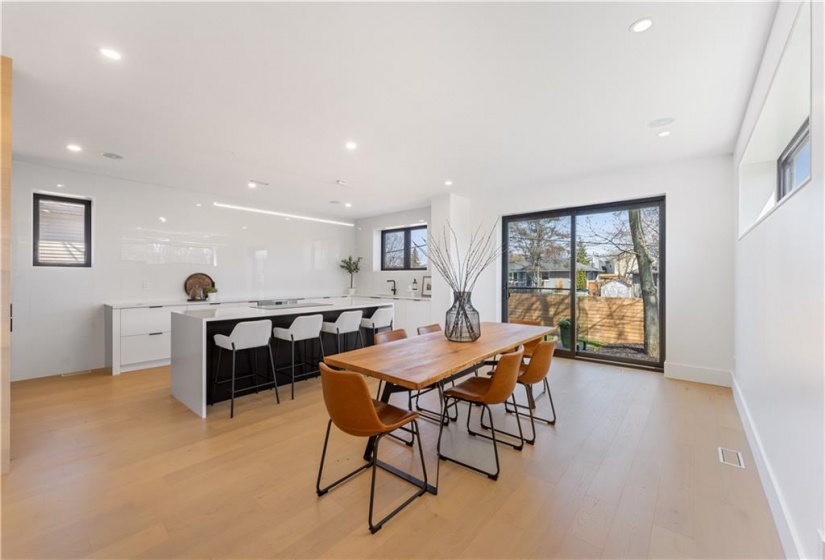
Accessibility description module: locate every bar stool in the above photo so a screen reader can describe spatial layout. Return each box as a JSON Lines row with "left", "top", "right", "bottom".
{"left": 272, "top": 314, "right": 324, "bottom": 400}
{"left": 316, "top": 363, "right": 427, "bottom": 534}
{"left": 321, "top": 310, "right": 364, "bottom": 354}
{"left": 360, "top": 307, "right": 394, "bottom": 345}
{"left": 212, "top": 319, "right": 279, "bottom": 418}
{"left": 437, "top": 347, "right": 524, "bottom": 480}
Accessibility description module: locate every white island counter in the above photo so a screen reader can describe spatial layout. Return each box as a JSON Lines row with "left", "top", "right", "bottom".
{"left": 171, "top": 297, "right": 395, "bottom": 417}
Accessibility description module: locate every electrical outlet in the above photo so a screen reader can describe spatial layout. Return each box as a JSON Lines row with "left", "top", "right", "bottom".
{"left": 142, "top": 282, "right": 151, "bottom": 291}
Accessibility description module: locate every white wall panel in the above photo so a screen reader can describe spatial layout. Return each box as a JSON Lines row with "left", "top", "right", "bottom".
{"left": 11, "top": 160, "right": 356, "bottom": 380}
{"left": 732, "top": 2, "right": 824, "bottom": 558}
{"left": 467, "top": 155, "right": 736, "bottom": 386}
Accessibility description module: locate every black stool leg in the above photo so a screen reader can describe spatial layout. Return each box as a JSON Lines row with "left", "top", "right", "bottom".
{"left": 290, "top": 338, "right": 296, "bottom": 400}
{"left": 230, "top": 348, "right": 237, "bottom": 419}
{"left": 268, "top": 344, "right": 280, "bottom": 404}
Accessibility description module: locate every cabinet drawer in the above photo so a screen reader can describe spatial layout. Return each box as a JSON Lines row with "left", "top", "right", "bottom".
{"left": 121, "top": 332, "right": 171, "bottom": 365}
{"left": 121, "top": 306, "right": 186, "bottom": 336}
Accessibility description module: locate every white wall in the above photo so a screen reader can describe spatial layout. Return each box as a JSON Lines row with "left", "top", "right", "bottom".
{"left": 467, "top": 155, "right": 736, "bottom": 387}
{"left": 353, "top": 207, "right": 430, "bottom": 296}
{"left": 732, "top": 2, "right": 824, "bottom": 558}
{"left": 11, "top": 160, "right": 356, "bottom": 380}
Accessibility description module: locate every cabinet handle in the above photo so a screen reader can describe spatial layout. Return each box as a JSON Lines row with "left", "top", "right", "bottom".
{"left": 149, "top": 332, "right": 163, "bottom": 336}
{"left": 209, "top": 303, "right": 220, "bottom": 306}
{"left": 149, "top": 305, "right": 163, "bottom": 309}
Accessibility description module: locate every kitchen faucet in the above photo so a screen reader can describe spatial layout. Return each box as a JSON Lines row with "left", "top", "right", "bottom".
{"left": 387, "top": 279, "right": 397, "bottom": 296}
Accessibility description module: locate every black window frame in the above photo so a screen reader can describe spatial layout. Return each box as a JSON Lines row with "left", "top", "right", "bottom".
{"left": 33, "top": 193, "right": 93, "bottom": 268}
{"left": 380, "top": 225, "right": 427, "bottom": 271}
{"left": 501, "top": 195, "right": 666, "bottom": 372}
{"left": 777, "top": 118, "right": 811, "bottom": 200}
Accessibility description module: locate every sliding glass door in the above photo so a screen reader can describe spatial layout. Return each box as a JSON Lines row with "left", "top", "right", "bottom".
{"left": 502, "top": 197, "right": 665, "bottom": 369}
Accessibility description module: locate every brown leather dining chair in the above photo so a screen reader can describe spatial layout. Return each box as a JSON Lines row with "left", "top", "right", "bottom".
{"left": 488, "top": 339, "right": 557, "bottom": 445}
{"left": 373, "top": 328, "right": 408, "bottom": 399}
{"left": 437, "top": 347, "right": 525, "bottom": 480}
{"left": 416, "top": 323, "right": 442, "bottom": 335}
{"left": 316, "top": 363, "right": 428, "bottom": 534}
{"left": 508, "top": 318, "right": 542, "bottom": 359}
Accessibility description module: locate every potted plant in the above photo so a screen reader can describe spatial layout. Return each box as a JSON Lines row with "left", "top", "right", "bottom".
{"left": 558, "top": 318, "right": 572, "bottom": 349}
{"left": 339, "top": 256, "right": 362, "bottom": 296}
{"left": 204, "top": 286, "right": 218, "bottom": 302}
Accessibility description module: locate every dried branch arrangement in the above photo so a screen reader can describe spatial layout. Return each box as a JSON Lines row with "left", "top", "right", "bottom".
{"left": 423, "top": 220, "right": 502, "bottom": 294}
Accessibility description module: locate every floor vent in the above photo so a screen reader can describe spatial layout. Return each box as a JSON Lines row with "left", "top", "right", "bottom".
{"left": 718, "top": 447, "right": 745, "bottom": 468}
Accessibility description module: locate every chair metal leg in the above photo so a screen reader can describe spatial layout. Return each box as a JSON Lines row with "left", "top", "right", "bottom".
{"left": 268, "top": 345, "right": 280, "bottom": 404}
{"left": 316, "top": 419, "right": 371, "bottom": 496}
{"left": 317, "top": 420, "right": 428, "bottom": 534}
{"left": 505, "top": 379, "right": 557, "bottom": 426}
{"left": 437, "top": 397, "right": 503, "bottom": 480}
{"left": 356, "top": 329, "right": 364, "bottom": 349}
{"left": 477, "top": 394, "right": 527, "bottom": 449}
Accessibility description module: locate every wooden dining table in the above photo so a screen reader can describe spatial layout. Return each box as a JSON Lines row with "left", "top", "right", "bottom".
{"left": 323, "top": 321, "right": 556, "bottom": 494}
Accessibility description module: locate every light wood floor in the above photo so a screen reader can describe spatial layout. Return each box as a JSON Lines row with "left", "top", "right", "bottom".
{"left": 2, "top": 359, "right": 783, "bottom": 559}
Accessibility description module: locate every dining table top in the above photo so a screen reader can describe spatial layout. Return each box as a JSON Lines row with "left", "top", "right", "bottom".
{"left": 323, "top": 321, "right": 556, "bottom": 390}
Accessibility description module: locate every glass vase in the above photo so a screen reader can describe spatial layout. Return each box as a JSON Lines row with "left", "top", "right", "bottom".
{"left": 445, "top": 291, "right": 481, "bottom": 342}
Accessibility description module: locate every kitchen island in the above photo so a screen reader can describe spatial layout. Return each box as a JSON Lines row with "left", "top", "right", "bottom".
{"left": 171, "top": 297, "right": 395, "bottom": 417}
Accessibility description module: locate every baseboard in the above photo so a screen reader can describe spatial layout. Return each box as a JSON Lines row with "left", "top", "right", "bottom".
{"left": 663, "top": 361, "right": 732, "bottom": 387}
{"left": 732, "top": 378, "right": 802, "bottom": 559}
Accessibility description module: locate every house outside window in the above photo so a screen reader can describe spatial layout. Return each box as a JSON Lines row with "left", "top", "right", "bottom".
{"left": 33, "top": 193, "right": 92, "bottom": 267}
{"left": 381, "top": 226, "right": 427, "bottom": 270}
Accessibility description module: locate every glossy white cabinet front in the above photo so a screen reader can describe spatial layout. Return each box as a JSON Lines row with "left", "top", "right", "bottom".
{"left": 121, "top": 306, "right": 186, "bottom": 336}
{"left": 121, "top": 332, "right": 171, "bottom": 365}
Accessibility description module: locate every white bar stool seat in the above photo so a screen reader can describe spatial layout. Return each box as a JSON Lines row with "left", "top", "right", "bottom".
{"left": 212, "top": 319, "right": 279, "bottom": 418}
{"left": 321, "top": 310, "right": 364, "bottom": 354}
{"left": 272, "top": 314, "right": 324, "bottom": 400}
{"left": 360, "top": 307, "right": 394, "bottom": 344}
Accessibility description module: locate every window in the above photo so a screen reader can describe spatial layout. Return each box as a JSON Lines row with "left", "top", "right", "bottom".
{"left": 778, "top": 119, "right": 811, "bottom": 200}
{"left": 502, "top": 196, "right": 665, "bottom": 370}
{"left": 33, "top": 194, "right": 92, "bottom": 267}
{"left": 381, "top": 226, "right": 427, "bottom": 270}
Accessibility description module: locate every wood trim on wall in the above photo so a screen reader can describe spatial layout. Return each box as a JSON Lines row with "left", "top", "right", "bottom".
{"left": 1, "top": 56, "right": 12, "bottom": 474}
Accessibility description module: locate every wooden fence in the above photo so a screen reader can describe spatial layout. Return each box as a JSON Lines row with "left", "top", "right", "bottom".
{"left": 508, "top": 292, "right": 644, "bottom": 345}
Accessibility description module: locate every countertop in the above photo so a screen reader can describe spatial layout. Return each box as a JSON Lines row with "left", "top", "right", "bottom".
{"left": 105, "top": 293, "right": 431, "bottom": 309}
{"left": 175, "top": 297, "right": 396, "bottom": 323}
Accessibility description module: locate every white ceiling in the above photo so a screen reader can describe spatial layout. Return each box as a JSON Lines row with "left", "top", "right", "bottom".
{"left": 2, "top": 2, "right": 776, "bottom": 220}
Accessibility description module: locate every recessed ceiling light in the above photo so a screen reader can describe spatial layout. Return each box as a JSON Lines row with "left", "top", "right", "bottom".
{"left": 241, "top": 226, "right": 248, "bottom": 230}
{"left": 99, "top": 48, "right": 123, "bottom": 61}
{"left": 648, "top": 117, "right": 675, "bottom": 128}
{"left": 213, "top": 202, "right": 354, "bottom": 227}
{"left": 66, "top": 144, "right": 83, "bottom": 152}
{"left": 629, "top": 18, "right": 653, "bottom": 33}
{"left": 56, "top": 184, "right": 64, "bottom": 188}
{"left": 329, "top": 200, "right": 340, "bottom": 205}
{"left": 344, "top": 203, "right": 352, "bottom": 208}
{"left": 336, "top": 179, "right": 348, "bottom": 186}
{"left": 247, "top": 179, "right": 268, "bottom": 189}
{"left": 345, "top": 141, "right": 358, "bottom": 151}
{"left": 445, "top": 180, "right": 453, "bottom": 186}
{"left": 657, "top": 130, "right": 671, "bottom": 138}
{"left": 158, "top": 217, "right": 166, "bottom": 223}
{"left": 195, "top": 203, "right": 202, "bottom": 207}
{"left": 101, "top": 152, "right": 124, "bottom": 160}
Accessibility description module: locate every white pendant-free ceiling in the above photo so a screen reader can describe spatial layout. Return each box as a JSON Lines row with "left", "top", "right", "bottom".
{"left": 3, "top": 2, "right": 776, "bottom": 218}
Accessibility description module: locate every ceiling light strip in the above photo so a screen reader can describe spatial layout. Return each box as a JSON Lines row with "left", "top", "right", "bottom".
{"left": 213, "top": 202, "right": 354, "bottom": 227}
